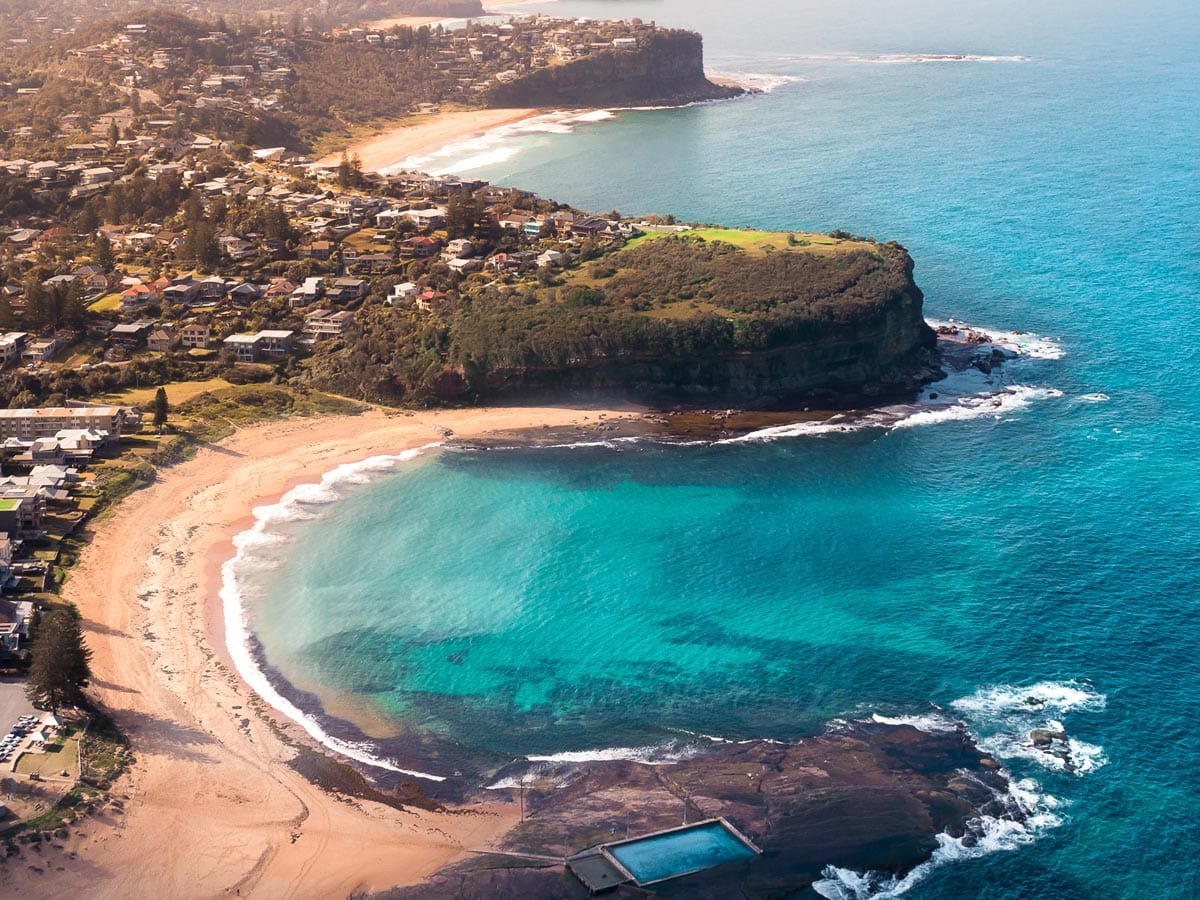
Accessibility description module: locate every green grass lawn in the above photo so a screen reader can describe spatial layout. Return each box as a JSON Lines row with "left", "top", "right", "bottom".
{"left": 622, "top": 227, "right": 876, "bottom": 256}
{"left": 87, "top": 293, "right": 122, "bottom": 313}
{"left": 100, "top": 377, "right": 234, "bottom": 407}
{"left": 14, "top": 729, "right": 82, "bottom": 780}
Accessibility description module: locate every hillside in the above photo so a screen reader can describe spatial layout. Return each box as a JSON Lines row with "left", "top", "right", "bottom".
{"left": 303, "top": 232, "right": 938, "bottom": 406}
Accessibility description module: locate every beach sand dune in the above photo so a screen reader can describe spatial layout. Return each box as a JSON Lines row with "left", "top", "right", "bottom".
{"left": 7, "top": 404, "right": 637, "bottom": 899}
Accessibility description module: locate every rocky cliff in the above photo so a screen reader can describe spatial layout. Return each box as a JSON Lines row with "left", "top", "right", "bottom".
{"left": 468, "top": 245, "right": 939, "bottom": 406}
{"left": 485, "top": 30, "right": 743, "bottom": 109}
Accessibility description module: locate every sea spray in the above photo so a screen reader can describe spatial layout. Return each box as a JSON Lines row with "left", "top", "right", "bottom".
{"left": 221, "top": 444, "right": 446, "bottom": 779}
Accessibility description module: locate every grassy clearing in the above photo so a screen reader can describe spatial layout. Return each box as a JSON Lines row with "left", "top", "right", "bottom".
{"left": 14, "top": 729, "right": 82, "bottom": 780}
{"left": 622, "top": 228, "right": 876, "bottom": 256}
{"left": 99, "top": 377, "right": 234, "bottom": 407}
{"left": 87, "top": 293, "right": 122, "bottom": 313}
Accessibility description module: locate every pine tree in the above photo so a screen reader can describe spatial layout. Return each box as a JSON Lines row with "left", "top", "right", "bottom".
{"left": 25, "top": 610, "right": 93, "bottom": 712}
{"left": 153, "top": 387, "right": 168, "bottom": 431}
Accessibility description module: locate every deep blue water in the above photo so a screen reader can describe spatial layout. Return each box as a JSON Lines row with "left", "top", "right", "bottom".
{"left": 240, "top": 1, "right": 1200, "bottom": 895}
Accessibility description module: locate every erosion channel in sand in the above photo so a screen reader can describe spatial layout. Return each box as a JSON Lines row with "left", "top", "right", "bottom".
{"left": 12, "top": 404, "right": 638, "bottom": 900}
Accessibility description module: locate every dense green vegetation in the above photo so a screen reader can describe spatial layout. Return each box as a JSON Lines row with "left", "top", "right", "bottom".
{"left": 25, "top": 609, "right": 93, "bottom": 712}
{"left": 303, "top": 235, "right": 927, "bottom": 404}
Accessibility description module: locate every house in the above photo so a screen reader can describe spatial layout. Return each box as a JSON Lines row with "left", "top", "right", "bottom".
{"left": 222, "top": 330, "right": 294, "bottom": 361}
{"left": 300, "top": 239, "right": 334, "bottom": 260}
{"left": 415, "top": 290, "right": 447, "bottom": 312}
{"left": 119, "top": 282, "right": 157, "bottom": 311}
{"left": 146, "top": 328, "right": 176, "bottom": 352}
{"left": 80, "top": 166, "right": 116, "bottom": 185}
{"left": 196, "top": 276, "right": 228, "bottom": 300}
{"left": 498, "top": 213, "right": 533, "bottom": 232}
{"left": 328, "top": 277, "right": 367, "bottom": 303}
{"left": 21, "top": 338, "right": 62, "bottom": 364}
{"left": 571, "top": 216, "right": 615, "bottom": 238}
{"left": 74, "top": 265, "right": 111, "bottom": 293}
{"left": 108, "top": 320, "right": 156, "bottom": 348}
{"left": 303, "top": 309, "right": 354, "bottom": 339}
{"left": 0, "top": 333, "right": 28, "bottom": 367}
{"left": 402, "top": 207, "right": 447, "bottom": 230}
{"left": 161, "top": 282, "right": 199, "bottom": 305}
{"left": 0, "top": 493, "right": 45, "bottom": 537}
{"left": 221, "top": 333, "right": 260, "bottom": 362}
{"left": 180, "top": 322, "right": 211, "bottom": 349}
{"left": 537, "top": 249, "right": 566, "bottom": 267}
{"left": 218, "top": 235, "right": 256, "bottom": 260}
{"left": 265, "top": 279, "right": 297, "bottom": 299}
{"left": 0, "top": 598, "right": 34, "bottom": 653}
{"left": 448, "top": 257, "right": 483, "bottom": 274}
{"left": 387, "top": 282, "right": 419, "bottom": 305}
{"left": 444, "top": 238, "right": 475, "bottom": 259}
{"left": 257, "top": 329, "right": 294, "bottom": 358}
{"left": 28, "top": 160, "right": 59, "bottom": 181}
{"left": 398, "top": 236, "right": 442, "bottom": 259}
{"left": 290, "top": 277, "right": 325, "bottom": 307}
{"left": 488, "top": 251, "right": 536, "bottom": 272}
{"left": 349, "top": 253, "right": 394, "bottom": 274}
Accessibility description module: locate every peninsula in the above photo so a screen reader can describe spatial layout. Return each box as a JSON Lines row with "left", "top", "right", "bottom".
{"left": 0, "top": 7, "right": 1025, "bottom": 900}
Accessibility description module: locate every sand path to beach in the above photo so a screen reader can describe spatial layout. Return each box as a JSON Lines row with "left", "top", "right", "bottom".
{"left": 6, "top": 404, "right": 638, "bottom": 899}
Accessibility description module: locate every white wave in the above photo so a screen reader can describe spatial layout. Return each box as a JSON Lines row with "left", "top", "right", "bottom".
{"left": 892, "top": 386, "right": 1064, "bottom": 428}
{"left": 812, "top": 775, "right": 1061, "bottom": 898}
{"left": 787, "top": 53, "right": 1029, "bottom": 65}
{"left": 928, "top": 318, "right": 1064, "bottom": 360}
{"left": 525, "top": 742, "right": 699, "bottom": 765}
{"left": 978, "top": 730, "right": 1108, "bottom": 776}
{"left": 1076, "top": 392, "right": 1110, "bottom": 403}
{"left": 951, "top": 680, "right": 1106, "bottom": 719}
{"left": 707, "top": 70, "right": 805, "bottom": 92}
{"left": 221, "top": 443, "right": 446, "bottom": 779}
{"left": 385, "top": 109, "right": 615, "bottom": 176}
{"left": 870, "top": 712, "right": 959, "bottom": 733}
{"left": 951, "top": 681, "right": 1107, "bottom": 777}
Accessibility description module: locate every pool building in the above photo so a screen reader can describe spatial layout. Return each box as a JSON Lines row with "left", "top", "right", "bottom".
{"left": 566, "top": 818, "right": 761, "bottom": 894}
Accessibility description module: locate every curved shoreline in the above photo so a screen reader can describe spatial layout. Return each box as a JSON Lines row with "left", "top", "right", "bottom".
{"left": 221, "top": 445, "right": 448, "bottom": 781}
{"left": 6, "top": 404, "right": 639, "bottom": 900}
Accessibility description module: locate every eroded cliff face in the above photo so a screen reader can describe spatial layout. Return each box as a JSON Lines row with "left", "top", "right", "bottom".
{"left": 470, "top": 262, "right": 938, "bottom": 406}
{"left": 485, "top": 31, "right": 743, "bottom": 108}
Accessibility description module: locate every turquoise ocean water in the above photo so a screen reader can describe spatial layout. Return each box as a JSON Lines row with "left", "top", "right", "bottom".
{"left": 232, "top": 1, "right": 1200, "bottom": 895}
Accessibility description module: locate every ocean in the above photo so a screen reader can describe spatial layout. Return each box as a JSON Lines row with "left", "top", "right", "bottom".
{"left": 226, "top": 1, "right": 1200, "bottom": 895}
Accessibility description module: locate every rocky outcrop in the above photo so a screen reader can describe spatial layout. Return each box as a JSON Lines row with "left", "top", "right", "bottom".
{"left": 485, "top": 30, "right": 742, "bottom": 109}
{"left": 474, "top": 252, "right": 938, "bottom": 407}
{"left": 378, "top": 721, "right": 1020, "bottom": 898}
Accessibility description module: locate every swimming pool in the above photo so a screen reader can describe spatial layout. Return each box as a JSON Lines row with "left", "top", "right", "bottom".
{"left": 605, "top": 819, "right": 759, "bottom": 885}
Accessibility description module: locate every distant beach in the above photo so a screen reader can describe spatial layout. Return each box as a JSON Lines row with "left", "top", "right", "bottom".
{"left": 6, "top": 404, "right": 640, "bottom": 899}
{"left": 317, "top": 107, "right": 542, "bottom": 173}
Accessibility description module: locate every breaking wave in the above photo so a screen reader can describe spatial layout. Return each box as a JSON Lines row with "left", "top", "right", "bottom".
{"left": 221, "top": 444, "right": 447, "bottom": 779}
{"left": 812, "top": 775, "right": 1062, "bottom": 898}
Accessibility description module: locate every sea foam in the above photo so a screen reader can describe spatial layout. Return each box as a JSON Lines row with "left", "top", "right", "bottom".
{"left": 386, "top": 109, "right": 616, "bottom": 176}
{"left": 221, "top": 444, "right": 447, "bottom": 779}
{"left": 812, "top": 775, "right": 1062, "bottom": 898}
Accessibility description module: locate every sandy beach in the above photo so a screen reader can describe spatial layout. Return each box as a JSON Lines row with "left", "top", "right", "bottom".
{"left": 7, "top": 404, "right": 639, "bottom": 899}
{"left": 366, "top": 15, "right": 456, "bottom": 30}
{"left": 317, "top": 107, "right": 542, "bottom": 174}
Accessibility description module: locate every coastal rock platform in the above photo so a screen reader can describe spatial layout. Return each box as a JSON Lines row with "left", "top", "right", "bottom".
{"left": 379, "top": 721, "right": 1015, "bottom": 898}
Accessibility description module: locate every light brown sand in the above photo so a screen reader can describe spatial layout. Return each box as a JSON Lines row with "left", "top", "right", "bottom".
{"left": 10, "top": 404, "right": 640, "bottom": 898}
{"left": 317, "top": 107, "right": 542, "bottom": 173}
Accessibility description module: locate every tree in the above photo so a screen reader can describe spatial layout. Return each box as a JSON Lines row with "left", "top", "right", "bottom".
{"left": 153, "top": 387, "right": 168, "bottom": 431}
{"left": 25, "top": 610, "right": 93, "bottom": 712}
{"left": 336, "top": 152, "right": 363, "bottom": 191}
{"left": 94, "top": 233, "right": 114, "bottom": 270}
